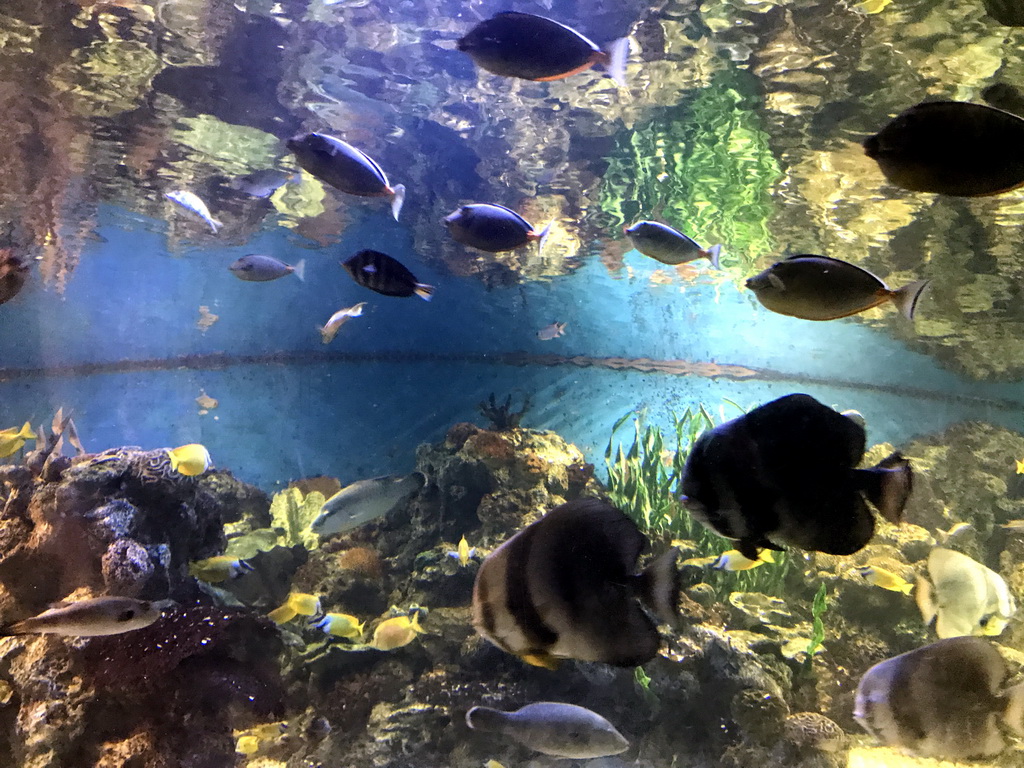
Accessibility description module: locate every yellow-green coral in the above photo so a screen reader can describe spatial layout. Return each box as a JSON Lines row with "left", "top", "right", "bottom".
{"left": 270, "top": 487, "right": 324, "bottom": 550}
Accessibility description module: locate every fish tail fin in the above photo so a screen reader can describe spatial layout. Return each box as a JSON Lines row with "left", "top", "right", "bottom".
{"left": 704, "top": 244, "right": 723, "bottom": 270}
{"left": 20, "top": 422, "right": 36, "bottom": 440}
{"left": 915, "top": 575, "right": 936, "bottom": 625}
{"left": 209, "top": 219, "right": 223, "bottom": 234}
{"left": 535, "top": 220, "right": 554, "bottom": 255}
{"left": 292, "top": 259, "right": 306, "bottom": 282}
{"left": 604, "top": 37, "right": 630, "bottom": 87}
{"left": 636, "top": 546, "right": 681, "bottom": 628}
{"left": 414, "top": 283, "right": 435, "bottom": 302}
{"left": 891, "top": 279, "right": 930, "bottom": 320}
{"left": 466, "top": 706, "right": 508, "bottom": 733}
{"left": 899, "top": 580, "right": 914, "bottom": 595}
{"left": 856, "top": 451, "right": 913, "bottom": 523}
{"left": 1003, "top": 682, "right": 1024, "bottom": 737}
{"left": 390, "top": 184, "right": 407, "bottom": 220}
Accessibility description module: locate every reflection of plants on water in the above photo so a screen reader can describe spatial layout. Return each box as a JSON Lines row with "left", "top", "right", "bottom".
{"left": 597, "top": 66, "right": 782, "bottom": 275}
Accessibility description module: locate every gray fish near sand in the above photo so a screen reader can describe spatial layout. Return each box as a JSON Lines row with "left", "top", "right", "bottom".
{"left": 854, "top": 636, "right": 1024, "bottom": 760}
{"left": 466, "top": 702, "right": 629, "bottom": 759}
{"left": 309, "top": 472, "right": 426, "bottom": 537}
{"left": 0, "top": 596, "right": 173, "bottom": 637}
{"left": 916, "top": 546, "right": 1016, "bottom": 639}
{"left": 471, "top": 497, "right": 680, "bottom": 668}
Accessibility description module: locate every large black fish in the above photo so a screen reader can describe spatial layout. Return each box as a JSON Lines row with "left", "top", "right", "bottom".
{"left": 854, "top": 637, "right": 1024, "bottom": 760}
{"left": 457, "top": 12, "right": 628, "bottom": 86}
{"left": 471, "top": 497, "right": 679, "bottom": 668}
{"left": 864, "top": 101, "right": 1024, "bottom": 197}
{"left": 342, "top": 250, "right": 434, "bottom": 301}
{"left": 680, "top": 394, "right": 912, "bottom": 559}
{"left": 286, "top": 133, "right": 406, "bottom": 219}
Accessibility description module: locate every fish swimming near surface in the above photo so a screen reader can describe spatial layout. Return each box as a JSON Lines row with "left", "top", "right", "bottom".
{"left": 229, "top": 168, "right": 295, "bottom": 198}
{"left": 471, "top": 497, "right": 680, "bottom": 668}
{"left": 189, "top": 556, "right": 253, "bottom": 583}
{"left": 286, "top": 133, "right": 406, "bottom": 220}
{"left": 854, "top": 636, "right": 1024, "bottom": 760}
{"left": 229, "top": 254, "right": 305, "bottom": 282}
{"left": 745, "top": 255, "right": 929, "bottom": 321}
{"left": 0, "top": 596, "right": 173, "bottom": 637}
{"left": 680, "top": 393, "right": 913, "bottom": 560}
{"left": 319, "top": 302, "right": 366, "bottom": 344}
{"left": 310, "top": 472, "right": 426, "bottom": 538}
{"left": 458, "top": 12, "right": 629, "bottom": 86}
{"left": 0, "top": 421, "right": 37, "bottom": 458}
{"left": 166, "top": 443, "right": 212, "bottom": 476}
{"left": 712, "top": 549, "right": 775, "bottom": 572}
{"left": 624, "top": 221, "right": 722, "bottom": 269}
{"left": 443, "top": 204, "right": 552, "bottom": 254}
{"left": 864, "top": 100, "right": 1024, "bottom": 196}
{"left": 854, "top": 565, "right": 914, "bottom": 594}
{"left": 342, "top": 250, "right": 434, "bottom": 301}
{"left": 466, "top": 702, "right": 629, "bottom": 759}
{"left": 916, "top": 547, "right": 1016, "bottom": 638}
{"left": 165, "top": 190, "right": 221, "bottom": 233}
{"left": 537, "top": 321, "right": 567, "bottom": 340}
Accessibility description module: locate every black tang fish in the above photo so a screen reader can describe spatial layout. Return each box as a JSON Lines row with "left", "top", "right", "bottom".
{"left": 457, "top": 12, "right": 628, "bottom": 86}
{"left": 854, "top": 637, "right": 1024, "bottom": 760}
{"left": 286, "top": 133, "right": 406, "bottom": 219}
{"left": 680, "top": 393, "right": 912, "bottom": 559}
{"left": 443, "top": 204, "right": 552, "bottom": 253}
{"left": 342, "top": 250, "right": 434, "bottom": 301}
{"left": 745, "top": 254, "right": 929, "bottom": 321}
{"left": 471, "top": 497, "right": 680, "bottom": 668}
{"left": 864, "top": 101, "right": 1024, "bottom": 197}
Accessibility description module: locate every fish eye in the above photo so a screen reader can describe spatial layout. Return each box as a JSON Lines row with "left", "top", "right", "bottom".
{"left": 118, "top": 610, "right": 136, "bottom": 622}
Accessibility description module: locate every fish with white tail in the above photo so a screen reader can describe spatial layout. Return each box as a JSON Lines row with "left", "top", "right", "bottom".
{"left": 165, "top": 190, "right": 221, "bottom": 233}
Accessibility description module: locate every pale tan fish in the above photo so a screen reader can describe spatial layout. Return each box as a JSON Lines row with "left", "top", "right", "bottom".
{"left": 0, "top": 596, "right": 174, "bottom": 637}
{"left": 320, "top": 302, "right": 367, "bottom": 344}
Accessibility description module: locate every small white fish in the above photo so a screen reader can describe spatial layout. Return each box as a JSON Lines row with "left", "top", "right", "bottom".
{"left": 319, "top": 302, "right": 367, "bottom": 344}
{"left": 166, "top": 190, "right": 222, "bottom": 233}
{"left": 537, "top": 321, "right": 567, "bottom": 340}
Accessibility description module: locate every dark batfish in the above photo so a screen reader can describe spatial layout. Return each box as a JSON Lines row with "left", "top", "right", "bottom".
{"left": 854, "top": 636, "right": 1024, "bottom": 760}
{"left": 864, "top": 100, "right": 1024, "bottom": 196}
{"left": 471, "top": 497, "right": 680, "bottom": 668}
{"left": 444, "top": 204, "right": 552, "bottom": 253}
{"left": 624, "top": 221, "right": 722, "bottom": 268}
{"left": 342, "top": 250, "right": 434, "bottom": 301}
{"left": 745, "top": 254, "right": 929, "bottom": 321}
{"left": 286, "top": 133, "right": 406, "bottom": 220}
{"left": 457, "top": 12, "right": 628, "bottom": 86}
{"left": 680, "top": 393, "right": 912, "bottom": 559}
{"left": 229, "top": 254, "right": 305, "bottom": 282}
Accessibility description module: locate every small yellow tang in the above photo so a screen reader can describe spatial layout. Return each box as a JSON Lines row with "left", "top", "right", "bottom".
{"left": 233, "top": 721, "right": 287, "bottom": 755}
{"left": 312, "top": 612, "right": 365, "bottom": 639}
{"left": 189, "top": 556, "right": 253, "bottom": 583}
{"left": 1002, "top": 519, "right": 1024, "bottom": 533}
{"left": 447, "top": 535, "right": 476, "bottom": 567}
{"left": 712, "top": 549, "right": 775, "bottom": 571}
{"left": 167, "top": 443, "right": 212, "bottom": 476}
{"left": 0, "top": 421, "right": 37, "bottom": 458}
{"left": 485, "top": 761, "right": 507, "bottom": 768}
{"left": 854, "top": 565, "right": 913, "bottom": 594}
{"left": 370, "top": 610, "right": 425, "bottom": 651}
{"left": 267, "top": 592, "right": 322, "bottom": 624}
{"left": 1016, "top": 459, "right": 1024, "bottom": 475}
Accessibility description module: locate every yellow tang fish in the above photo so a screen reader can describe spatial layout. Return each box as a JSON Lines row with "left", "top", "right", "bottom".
{"left": 188, "top": 556, "right": 253, "bottom": 583}
{"left": 712, "top": 549, "right": 775, "bottom": 571}
{"left": 312, "top": 612, "right": 365, "bottom": 639}
{"left": 447, "top": 535, "right": 476, "bottom": 567}
{"left": 1016, "top": 458, "right": 1024, "bottom": 475}
{"left": 167, "top": 443, "right": 212, "bottom": 476}
{"left": 267, "top": 592, "right": 322, "bottom": 624}
{"left": 370, "top": 609, "right": 426, "bottom": 651}
{"left": 0, "top": 421, "right": 37, "bottom": 458}
{"left": 854, "top": 565, "right": 914, "bottom": 594}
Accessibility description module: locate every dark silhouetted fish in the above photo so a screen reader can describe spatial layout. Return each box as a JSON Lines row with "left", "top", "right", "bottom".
{"left": 864, "top": 101, "right": 1024, "bottom": 196}
{"left": 982, "top": 0, "right": 1024, "bottom": 25}
{"left": 624, "top": 221, "right": 722, "bottom": 268}
{"left": 745, "top": 255, "right": 929, "bottom": 321}
{"left": 229, "top": 254, "right": 305, "bottom": 282}
{"left": 680, "top": 393, "right": 912, "bottom": 559}
{"left": 457, "top": 12, "right": 628, "bottom": 86}
{"left": 981, "top": 83, "right": 1024, "bottom": 118}
{"left": 0, "top": 251, "right": 28, "bottom": 305}
{"left": 466, "top": 702, "right": 629, "bottom": 758}
{"left": 342, "top": 250, "right": 434, "bottom": 301}
{"left": 286, "top": 133, "right": 406, "bottom": 219}
{"left": 471, "top": 497, "right": 680, "bottom": 668}
{"left": 854, "top": 636, "right": 1024, "bottom": 760}
{"left": 444, "top": 204, "right": 551, "bottom": 253}
{"left": 229, "top": 169, "right": 295, "bottom": 198}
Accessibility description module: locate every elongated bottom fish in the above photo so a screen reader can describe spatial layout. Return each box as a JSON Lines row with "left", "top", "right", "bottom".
{"left": 1, "top": 596, "right": 173, "bottom": 637}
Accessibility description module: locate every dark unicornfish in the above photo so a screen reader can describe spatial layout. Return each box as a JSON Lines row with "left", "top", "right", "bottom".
{"left": 471, "top": 497, "right": 680, "bottom": 668}
{"left": 745, "top": 254, "right": 929, "bottom": 321}
{"left": 458, "top": 12, "right": 629, "bottom": 86}
{"left": 286, "top": 133, "right": 406, "bottom": 219}
{"left": 342, "top": 250, "right": 434, "bottom": 300}
{"left": 854, "top": 636, "right": 1024, "bottom": 760}
{"left": 624, "top": 221, "right": 722, "bottom": 268}
{"left": 443, "top": 204, "right": 552, "bottom": 253}
{"left": 680, "top": 393, "right": 912, "bottom": 559}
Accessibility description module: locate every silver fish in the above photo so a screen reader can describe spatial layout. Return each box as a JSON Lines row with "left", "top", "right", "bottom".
{"left": 916, "top": 547, "right": 1016, "bottom": 638}
{"left": 0, "top": 596, "right": 174, "bottom": 637}
{"left": 319, "top": 302, "right": 366, "bottom": 344}
{"left": 309, "top": 472, "right": 426, "bottom": 537}
{"left": 466, "top": 702, "right": 629, "bottom": 759}
{"left": 229, "top": 254, "right": 305, "bottom": 282}
{"left": 165, "top": 190, "right": 221, "bottom": 233}
{"left": 537, "top": 321, "right": 566, "bottom": 340}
